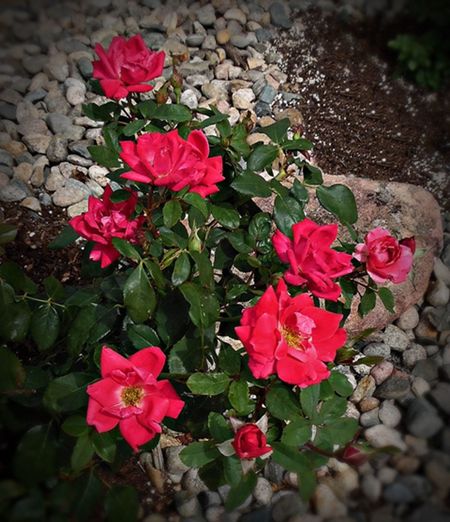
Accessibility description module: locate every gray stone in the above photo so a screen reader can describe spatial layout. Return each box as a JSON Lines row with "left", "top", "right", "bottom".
{"left": 403, "top": 344, "right": 427, "bottom": 369}
{"left": 67, "top": 200, "right": 89, "bottom": 218}
{"left": 427, "top": 279, "right": 450, "bottom": 307}
{"left": 429, "top": 382, "right": 450, "bottom": 415}
{"left": 412, "top": 359, "right": 439, "bottom": 383}
{"left": 0, "top": 149, "right": 14, "bottom": 167}
{"left": 271, "top": 491, "right": 307, "bottom": 522}
{"left": 45, "top": 166, "right": 65, "bottom": 192}
{"left": 0, "top": 102, "right": 17, "bottom": 121}
{"left": 181, "top": 468, "right": 208, "bottom": 495}
{"left": 259, "top": 84, "right": 277, "bottom": 105}
{"left": 44, "top": 53, "right": 69, "bottom": 82}
{"left": 52, "top": 179, "right": 90, "bottom": 206}
{"left": 240, "top": 508, "right": 271, "bottom": 522}
{"left": 65, "top": 78, "right": 86, "bottom": 106}
{"left": 0, "top": 179, "right": 29, "bottom": 202}
{"left": 78, "top": 57, "right": 93, "bottom": 79}
{"left": 382, "top": 324, "right": 410, "bottom": 352}
{"left": 174, "top": 491, "right": 201, "bottom": 518}
{"left": 180, "top": 89, "right": 198, "bottom": 109}
{"left": 165, "top": 445, "right": 190, "bottom": 475}
{"left": 256, "top": 28, "right": 274, "bottom": 43}
{"left": 20, "top": 197, "right": 41, "bottom": 212}
{"left": 25, "top": 89, "right": 48, "bottom": 103}
{"left": 46, "top": 114, "right": 84, "bottom": 141}
{"left": 365, "top": 424, "right": 406, "bottom": 451}
{"left": 379, "top": 400, "right": 402, "bottom": 428}
{"left": 232, "top": 88, "right": 255, "bottom": 109}
{"left": 350, "top": 375, "right": 376, "bottom": 403}
{"left": 68, "top": 140, "right": 92, "bottom": 159}
{"left": 179, "top": 61, "right": 211, "bottom": 77}
{"left": 45, "top": 90, "right": 70, "bottom": 115}
{"left": 254, "top": 101, "right": 271, "bottom": 117}
{"left": 411, "top": 375, "right": 431, "bottom": 396}
{"left": 409, "top": 504, "right": 450, "bottom": 522}
{"left": 363, "top": 342, "right": 391, "bottom": 358}
{"left": 186, "top": 34, "right": 205, "bottom": 47}
{"left": 197, "top": 4, "right": 216, "bottom": 26}
{"left": 253, "top": 477, "right": 273, "bottom": 506}
{"left": 383, "top": 483, "right": 415, "bottom": 504}
{"left": 406, "top": 398, "right": 444, "bottom": 438}
{"left": 17, "top": 118, "right": 49, "bottom": 137}
{"left": 360, "top": 408, "right": 380, "bottom": 427}
{"left": 361, "top": 474, "right": 382, "bottom": 503}
{"left": 47, "top": 136, "right": 68, "bottom": 163}
{"left": 434, "top": 258, "right": 450, "bottom": 286}
{"left": 270, "top": 2, "right": 293, "bottom": 29}
{"left": 22, "top": 54, "right": 47, "bottom": 75}
{"left": 264, "top": 459, "right": 284, "bottom": 484}
{"left": 313, "top": 484, "right": 347, "bottom": 519}
{"left": 230, "top": 33, "right": 258, "bottom": 49}
{"left": 375, "top": 371, "right": 410, "bottom": 400}
{"left": 205, "top": 505, "right": 226, "bottom": 522}
{"left": 396, "top": 306, "right": 420, "bottom": 330}
{"left": 224, "top": 8, "right": 247, "bottom": 25}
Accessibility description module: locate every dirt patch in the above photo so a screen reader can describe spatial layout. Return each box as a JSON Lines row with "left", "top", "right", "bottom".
{"left": 273, "top": 10, "right": 450, "bottom": 210}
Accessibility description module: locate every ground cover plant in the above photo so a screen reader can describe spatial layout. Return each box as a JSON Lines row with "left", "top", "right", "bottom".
{"left": 0, "top": 34, "right": 417, "bottom": 521}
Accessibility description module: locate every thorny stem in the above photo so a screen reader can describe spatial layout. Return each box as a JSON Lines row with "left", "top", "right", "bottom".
{"left": 21, "top": 295, "right": 66, "bottom": 309}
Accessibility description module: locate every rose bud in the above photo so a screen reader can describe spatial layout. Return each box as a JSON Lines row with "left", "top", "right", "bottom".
{"left": 232, "top": 424, "right": 272, "bottom": 460}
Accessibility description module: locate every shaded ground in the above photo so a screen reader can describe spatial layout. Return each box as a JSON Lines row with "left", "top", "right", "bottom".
{"left": 274, "top": 10, "right": 450, "bottom": 210}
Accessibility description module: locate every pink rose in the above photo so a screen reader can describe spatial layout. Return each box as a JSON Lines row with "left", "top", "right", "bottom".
{"left": 272, "top": 219, "right": 354, "bottom": 301}
{"left": 120, "top": 129, "right": 224, "bottom": 198}
{"left": 353, "top": 228, "right": 414, "bottom": 284}
{"left": 235, "top": 279, "right": 346, "bottom": 387}
{"left": 69, "top": 185, "right": 144, "bottom": 268}
{"left": 232, "top": 424, "right": 272, "bottom": 460}
{"left": 92, "top": 34, "right": 165, "bottom": 99}
{"left": 87, "top": 346, "right": 184, "bottom": 452}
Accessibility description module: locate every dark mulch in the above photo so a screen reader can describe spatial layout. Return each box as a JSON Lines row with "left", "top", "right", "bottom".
{"left": 274, "top": 10, "right": 450, "bottom": 210}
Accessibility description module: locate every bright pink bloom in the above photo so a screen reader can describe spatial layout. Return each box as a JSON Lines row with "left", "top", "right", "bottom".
{"left": 353, "top": 228, "right": 414, "bottom": 284}
{"left": 232, "top": 424, "right": 272, "bottom": 460}
{"left": 92, "top": 34, "right": 164, "bottom": 99}
{"left": 272, "top": 219, "right": 354, "bottom": 301}
{"left": 87, "top": 346, "right": 184, "bottom": 452}
{"left": 119, "top": 129, "right": 224, "bottom": 197}
{"left": 69, "top": 185, "right": 144, "bottom": 268}
{"left": 235, "top": 279, "right": 346, "bottom": 387}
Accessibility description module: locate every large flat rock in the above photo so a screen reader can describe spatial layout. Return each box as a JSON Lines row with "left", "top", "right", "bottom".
{"left": 256, "top": 174, "right": 443, "bottom": 336}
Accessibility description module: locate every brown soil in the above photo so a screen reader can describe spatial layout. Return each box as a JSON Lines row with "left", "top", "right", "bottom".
{"left": 274, "top": 10, "right": 450, "bottom": 210}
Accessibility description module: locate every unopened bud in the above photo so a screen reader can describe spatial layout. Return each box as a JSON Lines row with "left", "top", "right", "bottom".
{"left": 341, "top": 446, "right": 368, "bottom": 467}
{"left": 155, "top": 86, "right": 169, "bottom": 105}
{"left": 170, "top": 71, "right": 183, "bottom": 90}
{"left": 188, "top": 230, "right": 202, "bottom": 253}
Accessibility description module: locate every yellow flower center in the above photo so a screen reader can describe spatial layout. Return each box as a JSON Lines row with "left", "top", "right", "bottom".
{"left": 281, "top": 327, "right": 305, "bottom": 350}
{"left": 121, "top": 386, "right": 144, "bottom": 407}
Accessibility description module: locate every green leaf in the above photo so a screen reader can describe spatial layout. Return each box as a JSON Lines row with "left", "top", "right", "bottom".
{"left": 180, "top": 282, "right": 219, "bottom": 328}
{"left": 218, "top": 344, "right": 241, "bottom": 375}
{"left": 223, "top": 455, "right": 242, "bottom": 487}
{"left": 273, "top": 195, "right": 305, "bottom": 235}
{"left": 67, "top": 303, "right": 97, "bottom": 354}
{"left": 127, "top": 324, "right": 160, "bottom": 350}
{"left": 300, "top": 384, "right": 321, "bottom": 420}
{"left": 283, "top": 138, "right": 314, "bottom": 151}
{"left": 71, "top": 433, "right": 95, "bottom": 472}
{"left": 266, "top": 385, "right": 300, "bottom": 421}
{"left": 231, "top": 171, "right": 271, "bottom": 197}
{"left": 122, "top": 119, "right": 147, "bottom": 136}
{"left": 49, "top": 225, "right": 79, "bottom": 250}
{"left": 281, "top": 418, "right": 311, "bottom": 447}
{"left": 0, "top": 223, "right": 17, "bottom": 245}
{"left": 0, "top": 261, "right": 37, "bottom": 294}
{"left": 224, "top": 470, "right": 257, "bottom": 512}
{"left": 271, "top": 442, "right": 309, "bottom": 473}
{"left": 124, "top": 265, "right": 156, "bottom": 323}
{"left": 153, "top": 103, "right": 192, "bottom": 122}
{"left": 82, "top": 101, "right": 118, "bottom": 122}
{"left": 172, "top": 253, "right": 191, "bottom": 286}
{"left": 105, "top": 486, "right": 139, "bottom": 522}
{"left": 329, "top": 372, "right": 353, "bottom": 397}
{"left": 111, "top": 237, "right": 141, "bottom": 261}
{"left": 210, "top": 204, "right": 240, "bottom": 229}
{"left": 180, "top": 442, "right": 220, "bottom": 468}
{"left": 230, "top": 123, "right": 251, "bottom": 156}
{"left": 318, "top": 396, "right": 348, "bottom": 422}
{"left": 0, "top": 347, "right": 25, "bottom": 392}
{"left": 321, "top": 417, "right": 359, "bottom": 446}
{"left": 168, "top": 337, "right": 201, "bottom": 374}
{"left": 247, "top": 144, "right": 279, "bottom": 171}
{"left": 190, "top": 250, "right": 214, "bottom": 288}
{"left": 358, "top": 288, "right": 376, "bottom": 317}
{"left": 183, "top": 192, "right": 209, "bottom": 218}
{"left": 62, "top": 415, "right": 90, "bottom": 437}
{"left": 187, "top": 372, "right": 230, "bottom": 396}
{"left": 302, "top": 162, "right": 323, "bottom": 185}
{"left": 30, "top": 305, "right": 60, "bottom": 352}
{"left": 163, "top": 199, "right": 183, "bottom": 228}
{"left": 378, "top": 287, "right": 395, "bottom": 313}
{"left": 43, "top": 372, "right": 92, "bottom": 412}
{"left": 0, "top": 301, "right": 31, "bottom": 343}
{"left": 13, "top": 425, "right": 57, "bottom": 486}
{"left": 92, "top": 431, "right": 116, "bottom": 463}
{"left": 260, "top": 118, "right": 290, "bottom": 143}
{"left": 88, "top": 145, "right": 120, "bottom": 168}
{"left": 228, "top": 380, "right": 252, "bottom": 414}
{"left": 316, "top": 184, "right": 358, "bottom": 225}
{"left": 291, "top": 180, "right": 309, "bottom": 203}
{"left": 73, "top": 471, "right": 102, "bottom": 522}
{"left": 208, "top": 412, "right": 233, "bottom": 442}
{"left": 43, "top": 276, "right": 64, "bottom": 301}
{"left": 297, "top": 464, "right": 317, "bottom": 501}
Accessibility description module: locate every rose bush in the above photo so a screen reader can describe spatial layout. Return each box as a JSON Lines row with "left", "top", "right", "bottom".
{"left": 0, "top": 33, "right": 416, "bottom": 521}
